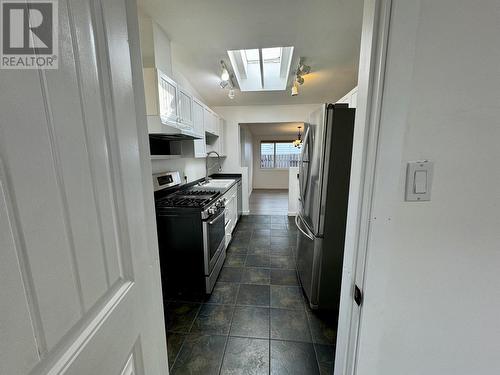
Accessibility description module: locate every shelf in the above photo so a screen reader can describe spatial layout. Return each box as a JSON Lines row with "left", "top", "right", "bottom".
{"left": 150, "top": 155, "right": 182, "bottom": 160}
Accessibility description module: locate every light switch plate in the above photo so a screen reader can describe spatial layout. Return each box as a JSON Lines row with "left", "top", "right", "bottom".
{"left": 405, "top": 160, "right": 433, "bottom": 201}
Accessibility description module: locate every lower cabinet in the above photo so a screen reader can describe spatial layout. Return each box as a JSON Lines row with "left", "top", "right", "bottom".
{"left": 223, "top": 184, "right": 239, "bottom": 249}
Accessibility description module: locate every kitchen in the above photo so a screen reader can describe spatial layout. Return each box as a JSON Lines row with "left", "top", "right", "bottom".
{"left": 137, "top": 0, "right": 362, "bottom": 373}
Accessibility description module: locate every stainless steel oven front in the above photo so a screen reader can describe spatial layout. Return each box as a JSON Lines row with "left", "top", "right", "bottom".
{"left": 202, "top": 205, "right": 226, "bottom": 292}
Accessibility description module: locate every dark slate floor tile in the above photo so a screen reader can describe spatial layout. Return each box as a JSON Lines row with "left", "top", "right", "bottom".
{"left": 306, "top": 309, "right": 337, "bottom": 345}
{"left": 270, "top": 223, "right": 287, "bottom": 230}
{"left": 207, "top": 282, "right": 239, "bottom": 305}
{"left": 246, "top": 254, "right": 270, "bottom": 268}
{"left": 314, "top": 344, "right": 335, "bottom": 375}
{"left": 233, "top": 230, "right": 252, "bottom": 240}
{"left": 171, "top": 334, "right": 226, "bottom": 375}
{"left": 231, "top": 237, "right": 250, "bottom": 249}
{"left": 167, "top": 332, "right": 186, "bottom": 369}
{"left": 253, "top": 222, "right": 271, "bottom": 229}
{"left": 227, "top": 245, "right": 248, "bottom": 255}
{"left": 221, "top": 337, "right": 270, "bottom": 375}
{"left": 225, "top": 253, "right": 247, "bottom": 267}
{"left": 271, "top": 308, "right": 311, "bottom": 342}
{"left": 236, "top": 222, "right": 255, "bottom": 231}
{"left": 250, "top": 215, "right": 271, "bottom": 223}
{"left": 252, "top": 236, "right": 271, "bottom": 247}
{"left": 248, "top": 246, "right": 270, "bottom": 255}
{"left": 191, "top": 304, "right": 234, "bottom": 335}
{"left": 236, "top": 284, "right": 270, "bottom": 307}
{"left": 241, "top": 267, "right": 270, "bottom": 285}
{"left": 271, "top": 229, "right": 290, "bottom": 237}
{"left": 253, "top": 228, "right": 271, "bottom": 237}
{"left": 271, "top": 215, "right": 287, "bottom": 224}
{"left": 166, "top": 302, "right": 201, "bottom": 333}
{"left": 270, "top": 244, "right": 294, "bottom": 255}
{"left": 271, "top": 269, "right": 299, "bottom": 286}
{"left": 271, "top": 236, "right": 292, "bottom": 247}
{"left": 270, "top": 340, "right": 320, "bottom": 375}
{"left": 270, "top": 286, "right": 305, "bottom": 310}
{"left": 270, "top": 255, "right": 295, "bottom": 269}
{"left": 219, "top": 267, "right": 243, "bottom": 283}
{"left": 230, "top": 306, "right": 270, "bottom": 339}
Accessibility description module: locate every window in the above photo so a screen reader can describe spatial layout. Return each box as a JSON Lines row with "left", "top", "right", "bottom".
{"left": 260, "top": 141, "right": 301, "bottom": 169}
{"left": 227, "top": 46, "right": 294, "bottom": 92}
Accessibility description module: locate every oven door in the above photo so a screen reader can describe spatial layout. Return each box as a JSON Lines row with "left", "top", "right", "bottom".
{"left": 202, "top": 208, "right": 225, "bottom": 275}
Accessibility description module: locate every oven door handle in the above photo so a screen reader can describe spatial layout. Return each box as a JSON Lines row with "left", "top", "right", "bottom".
{"left": 208, "top": 209, "right": 224, "bottom": 225}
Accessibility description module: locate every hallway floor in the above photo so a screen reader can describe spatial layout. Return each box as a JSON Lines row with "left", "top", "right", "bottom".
{"left": 165, "top": 215, "right": 336, "bottom": 375}
{"left": 249, "top": 189, "right": 289, "bottom": 215}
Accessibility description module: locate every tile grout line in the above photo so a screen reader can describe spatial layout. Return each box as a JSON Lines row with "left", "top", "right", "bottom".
{"left": 217, "top": 283, "right": 240, "bottom": 375}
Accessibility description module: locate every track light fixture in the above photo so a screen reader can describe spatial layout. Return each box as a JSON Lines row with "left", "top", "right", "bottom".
{"left": 291, "top": 58, "right": 311, "bottom": 96}
{"left": 219, "top": 60, "right": 236, "bottom": 99}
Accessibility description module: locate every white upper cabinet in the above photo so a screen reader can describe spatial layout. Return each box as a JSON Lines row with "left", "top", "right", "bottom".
{"left": 192, "top": 98, "right": 206, "bottom": 157}
{"left": 204, "top": 108, "right": 219, "bottom": 136}
{"left": 217, "top": 117, "right": 225, "bottom": 156}
{"left": 178, "top": 87, "right": 193, "bottom": 129}
{"left": 157, "top": 70, "right": 179, "bottom": 125}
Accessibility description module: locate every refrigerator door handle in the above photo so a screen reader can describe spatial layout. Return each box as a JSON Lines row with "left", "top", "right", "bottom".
{"left": 295, "top": 215, "right": 314, "bottom": 241}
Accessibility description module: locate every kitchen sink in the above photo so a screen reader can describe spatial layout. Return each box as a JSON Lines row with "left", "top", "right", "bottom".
{"left": 198, "top": 179, "right": 235, "bottom": 189}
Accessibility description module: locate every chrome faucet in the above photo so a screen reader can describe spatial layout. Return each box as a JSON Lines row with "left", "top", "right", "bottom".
{"left": 204, "top": 151, "right": 222, "bottom": 184}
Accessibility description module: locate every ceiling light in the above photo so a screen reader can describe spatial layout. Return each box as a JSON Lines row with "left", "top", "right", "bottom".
{"left": 296, "top": 75, "right": 304, "bottom": 85}
{"left": 298, "top": 63, "right": 311, "bottom": 75}
{"left": 228, "top": 89, "right": 235, "bottom": 99}
{"left": 221, "top": 67, "right": 230, "bottom": 81}
{"left": 219, "top": 80, "right": 229, "bottom": 89}
{"left": 291, "top": 80, "right": 299, "bottom": 96}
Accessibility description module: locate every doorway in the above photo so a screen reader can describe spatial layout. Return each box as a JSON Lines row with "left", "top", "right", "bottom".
{"left": 240, "top": 122, "right": 303, "bottom": 216}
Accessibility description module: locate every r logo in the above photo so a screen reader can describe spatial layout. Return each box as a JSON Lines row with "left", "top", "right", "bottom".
{"left": 2, "top": 1, "right": 53, "bottom": 54}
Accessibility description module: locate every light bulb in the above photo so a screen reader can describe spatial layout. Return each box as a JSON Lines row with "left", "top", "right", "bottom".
{"left": 221, "top": 68, "right": 230, "bottom": 81}
{"left": 291, "top": 81, "right": 299, "bottom": 96}
{"left": 228, "top": 89, "right": 235, "bottom": 99}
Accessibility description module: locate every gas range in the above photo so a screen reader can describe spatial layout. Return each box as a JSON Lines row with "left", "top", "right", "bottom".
{"left": 156, "top": 189, "right": 225, "bottom": 219}
{"left": 153, "top": 170, "right": 227, "bottom": 296}
{"left": 156, "top": 190, "right": 221, "bottom": 208}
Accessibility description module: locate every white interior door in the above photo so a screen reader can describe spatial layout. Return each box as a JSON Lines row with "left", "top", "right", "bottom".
{"left": 0, "top": 0, "right": 168, "bottom": 374}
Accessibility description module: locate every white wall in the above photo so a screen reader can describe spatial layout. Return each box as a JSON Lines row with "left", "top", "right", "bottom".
{"left": 214, "top": 104, "right": 320, "bottom": 211}
{"left": 252, "top": 135, "right": 293, "bottom": 190}
{"left": 356, "top": 1, "right": 500, "bottom": 374}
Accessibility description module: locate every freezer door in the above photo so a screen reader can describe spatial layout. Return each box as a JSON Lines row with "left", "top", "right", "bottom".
{"left": 295, "top": 214, "right": 321, "bottom": 308}
{"left": 298, "top": 104, "right": 327, "bottom": 236}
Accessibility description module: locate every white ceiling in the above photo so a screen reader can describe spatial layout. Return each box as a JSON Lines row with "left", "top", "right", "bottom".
{"left": 243, "top": 122, "right": 304, "bottom": 137}
{"left": 138, "top": 0, "right": 364, "bottom": 107}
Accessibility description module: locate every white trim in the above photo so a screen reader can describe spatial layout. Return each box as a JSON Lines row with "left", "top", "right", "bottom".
{"left": 334, "top": 0, "right": 392, "bottom": 374}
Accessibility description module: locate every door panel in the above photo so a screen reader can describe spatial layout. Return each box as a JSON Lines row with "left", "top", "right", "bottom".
{"left": 0, "top": 0, "right": 167, "bottom": 374}
{"left": 299, "top": 104, "right": 327, "bottom": 235}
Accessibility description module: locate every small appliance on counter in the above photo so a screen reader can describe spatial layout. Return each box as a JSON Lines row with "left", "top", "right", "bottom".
{"left": 153, "top": 171, "right": 226, "bottom": 299}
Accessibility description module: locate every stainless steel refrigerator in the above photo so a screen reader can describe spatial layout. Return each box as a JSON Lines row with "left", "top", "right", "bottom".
{"left": 295, "top": 103, "right": 355, "bottom": 310}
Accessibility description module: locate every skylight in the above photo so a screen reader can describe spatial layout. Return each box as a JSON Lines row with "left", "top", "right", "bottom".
{"left": 228, "top": 47, "right": 294, "bottom": 92}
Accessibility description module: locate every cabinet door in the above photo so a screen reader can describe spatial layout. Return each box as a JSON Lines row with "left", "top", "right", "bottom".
{"left": 178, "top": 88, "right": 193, "bottom": 129}
{"left": 203, "top": 107, "right": 212, "bottom": 133}
{"left": 192, "top": 99, "right": 206, "bottom": 157}
{"left": 212, "top": 113, "right": 220, "bottom": 136}
{"left": 157, "top": 71, "right": 179, "bottom": 125}
{"left": 217, "top": 117, "right": 225, "bottom": 155}
{"left": 192, "top": 99, "right": 204, "bottom": 135}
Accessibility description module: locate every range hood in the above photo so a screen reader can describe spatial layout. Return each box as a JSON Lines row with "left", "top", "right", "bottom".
{"left": 147, "top": 115, "right": 203, "bottom": 140}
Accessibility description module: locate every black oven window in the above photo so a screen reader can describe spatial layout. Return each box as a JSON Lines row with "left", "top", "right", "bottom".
{"left": 158, "top": 175, "right": 173, "bottom": 186}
